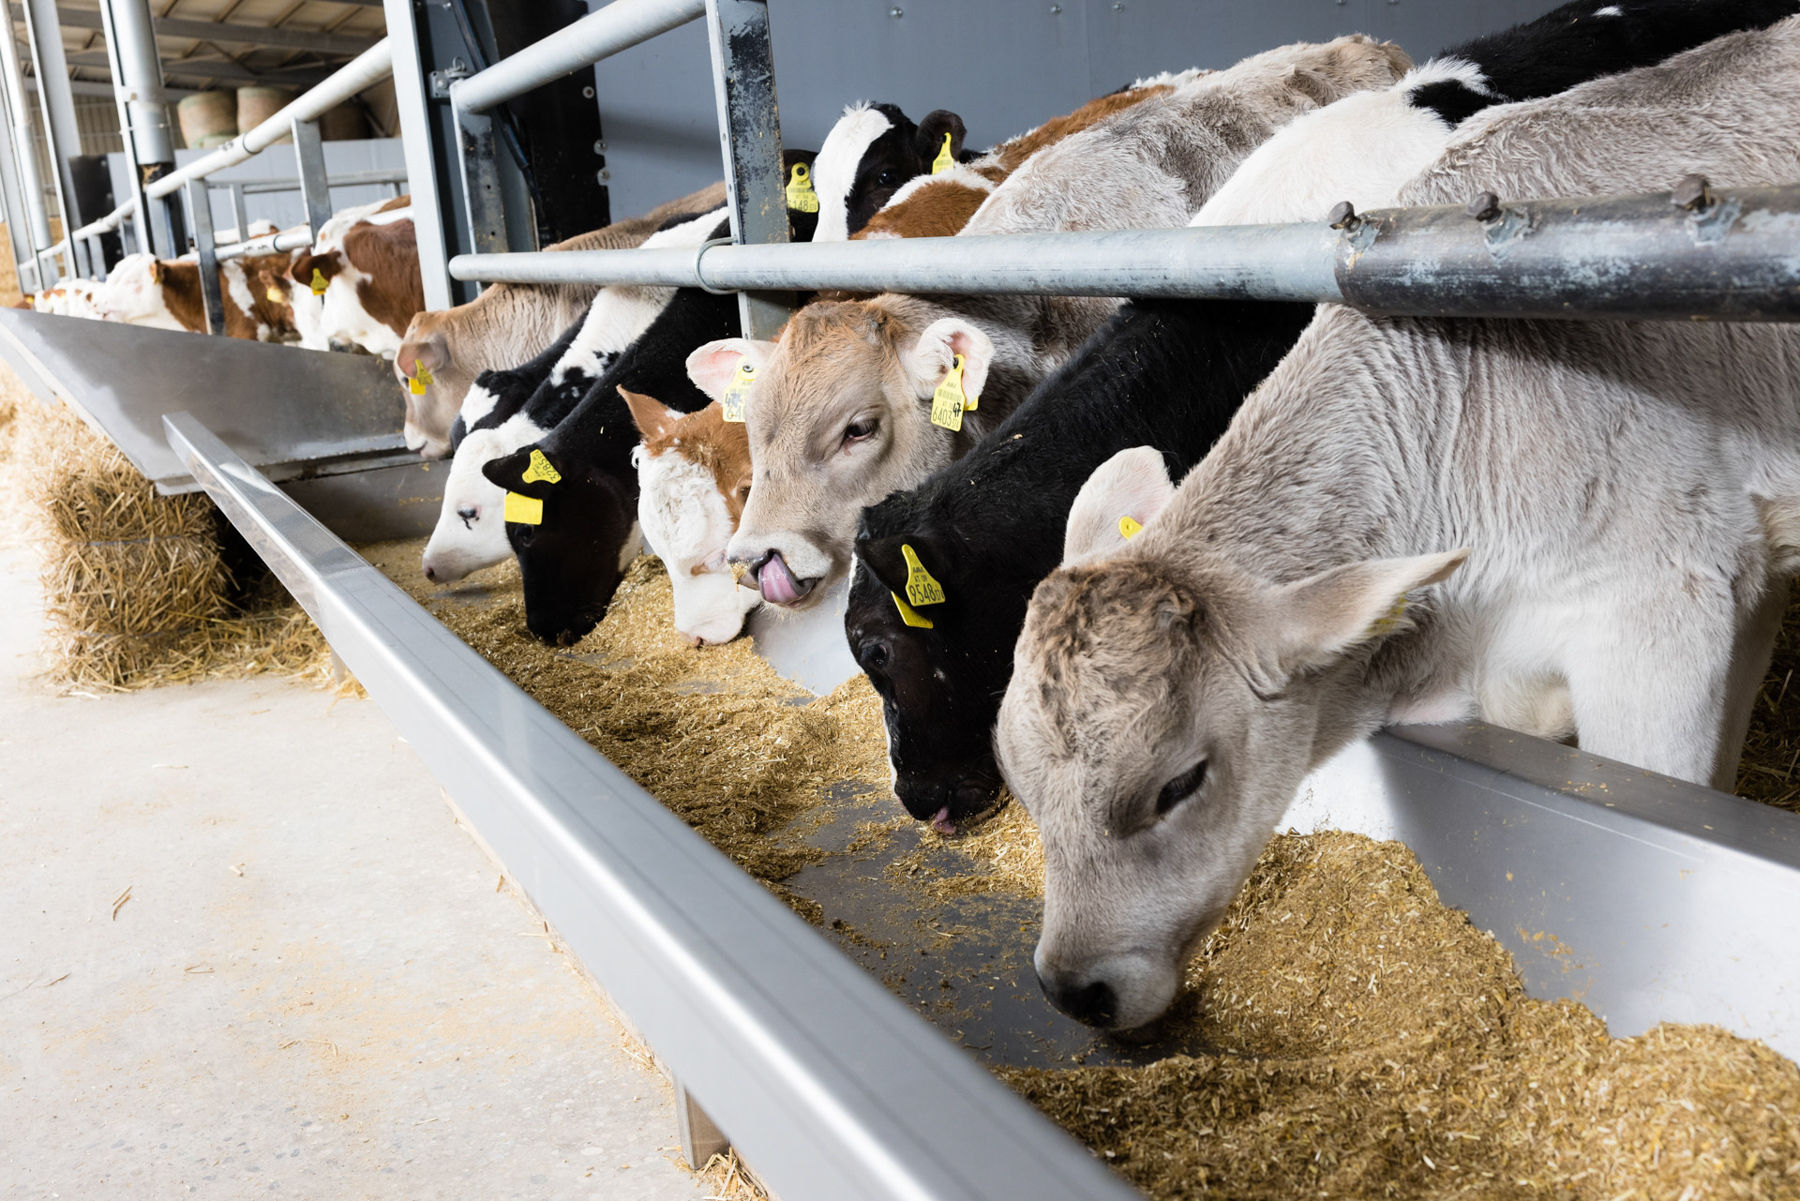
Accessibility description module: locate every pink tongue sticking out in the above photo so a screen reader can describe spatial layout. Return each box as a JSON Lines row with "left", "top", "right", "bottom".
{"left": 930, "top": 806, "right": 956, "bottom": 835}
{"left": 757, "top": 552, "right": 804, "bottom": 605}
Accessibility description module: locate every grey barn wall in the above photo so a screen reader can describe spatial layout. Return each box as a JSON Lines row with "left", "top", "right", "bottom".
{"left": 588, "top": 0, "right": 1569, "bottom": 220}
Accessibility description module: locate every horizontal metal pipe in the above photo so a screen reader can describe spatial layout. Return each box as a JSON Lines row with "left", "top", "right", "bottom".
{"left": 450, "top": 0, "right": 705, "bottom": 115}
{"left": 213, "top": 227, "right": 313, "bottom": 261}
{"left": 50, "top": 40, "right": 394, "bottom": 250}
{"left": 449, "top": 182, "right": 1800, "bottom": 322}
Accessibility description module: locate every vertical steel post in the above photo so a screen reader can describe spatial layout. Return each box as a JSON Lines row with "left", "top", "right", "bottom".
{"left": 382, "top": 0, "right": 456, "bottom": 310}
{"left": 290, "top": 116, "right": 332, "bottom": 238}
{"left": 703, "top": 0, "right": 792, "bottom": 340}
{"left": 22, "top": 0, "right": 79, "bottom": 279}
{"left": 0, "top": 81, "right": 34, "bottom": 293}
{"left": 184, "top": 178, "right": 224, "bottom": 335}
{"left": 0, "top": 0, "right": 54, "bottom": 279}
{"left": 101, "top": 0, "right": 180, "bottom": 257}
{"left": 452, "top": 105, "right": 507, "bottom": 256}
{"left": 228, "top": 181, "right": 248, "bottom": 242}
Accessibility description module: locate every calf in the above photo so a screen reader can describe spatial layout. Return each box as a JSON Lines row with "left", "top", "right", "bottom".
{"left": 99, "top": 253, "right": 296, "bottom": 340}
{"left": 1194, "top": 0, "right": 1800, "bottom": 226}
{"left": 856, "top": 72, "right": 1205, "bottom": 241}
{"left": 812, "top": 103, "right": 972, "bottom": 242}
{"left": 480, "top": 284, "right": 743, "bottom": 643}
{"left": 995, "top": 16, "right": 1800, "bottom": 1033}
{"left": 418, "top": 204, "right": 736, "bottom": 583}
{"left": 623, "top": 392, "right": 759, "bottom": 645}
{"left": 419, "top": 318, "right": 586, "bottom": 583}
{"left": 847, "top": 299, "right": 1315, "bottom": 831}
{"left": 696, "top": 36, "right": 1409, "bottom": 611}
{"left": 291, "top": 216, "right": 424, "bottom": 357}
{"left": 395, "top": 181, "right": 728, "bottom": 458}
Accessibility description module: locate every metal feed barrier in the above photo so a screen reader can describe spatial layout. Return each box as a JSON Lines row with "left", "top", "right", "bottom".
{"left": 0, "top": 2, "right": 1798, "bottom": 1199}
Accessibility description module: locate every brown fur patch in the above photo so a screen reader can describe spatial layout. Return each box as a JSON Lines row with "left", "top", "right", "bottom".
{"left": 150, "top": 260, "right": 272, "bottom": 340}
{"left": 855, "top": 83, "right": 1177, "bottom": 241}
{"left": 341, "top": 218, "right": 425, "bottom": 337}
{"left": 642, "top": 402, "right": 754, "bottom": 523}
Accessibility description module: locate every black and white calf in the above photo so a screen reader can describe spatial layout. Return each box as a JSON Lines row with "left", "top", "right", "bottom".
{"left": 1195, "top": 0, "right": 1800, "bottom": 226}
{"left": 812, "top": 102, "right": 972, "bottom": 241}
{"left": 419, "top": 205, "right": 726, "bottom": 584}
{"left": 846, "top": 298, "right": 1317, "bottom": 831}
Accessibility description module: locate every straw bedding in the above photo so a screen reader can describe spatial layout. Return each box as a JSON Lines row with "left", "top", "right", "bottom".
{"left": 0, "top": 368, "right": 335, "bottom": 690}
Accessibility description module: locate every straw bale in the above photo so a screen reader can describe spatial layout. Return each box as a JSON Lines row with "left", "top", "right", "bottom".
{"left": 0, "top": 368, "right": 336, "bottom": 691}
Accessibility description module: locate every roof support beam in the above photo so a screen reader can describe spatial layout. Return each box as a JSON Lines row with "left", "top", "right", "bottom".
{"left": 50, "top": 7, "right": 379, "bottom": 56}
{"left": 62, "top": 47, "right": 332, "bottom": 87}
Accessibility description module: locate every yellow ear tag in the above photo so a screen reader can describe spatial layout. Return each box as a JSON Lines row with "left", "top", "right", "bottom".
{"left": 930, "top": 354, "right": 976, "bottom": 431}
{"left": 520, "top": 448, "right": 562, "bottom": 485}
{"left": 408, "top": 365, "right": 433, "bottom": 396}
{"left": 785, "top": 162, "right": 819, "bottom": 214}
{"left": 721, "top": 361, "right": 755, "bottom": 423}
{"left": 900, "top": 542, "right": 946, "bottom": 607}
{"left": 1368, "top": 594, "right": 1408, "bottom": 637}
{"left": 892, "top": 592, "right": 935, "bottom": 629}
{"left": 265, "top": 285, "right": 285, "bottom": 304}
{"left": 1119, "top": 515, "right": 1143, "bottom": 540}
{"left": 309, "top": 267, "right": 327, "bottom": 295}
{"left": 503, "top": 491, "right": 543, "bottom": 525}
{"left": 931, "top": 130, "right": 955, "bottom": 175}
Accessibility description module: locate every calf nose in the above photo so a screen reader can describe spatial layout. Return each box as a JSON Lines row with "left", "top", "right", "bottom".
{"left": 423, "top": 563, "right": 438, "bottom": 582}
{"left": 1037, "top": 969, "right": 1118, "bottom": 1028}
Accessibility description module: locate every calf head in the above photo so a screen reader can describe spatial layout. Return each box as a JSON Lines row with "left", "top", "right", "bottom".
{"left": 397, "top": 312, "right": 460, "bottom": 459}
{"left": 995, "top": 449, "right": 1465, "bottom": 1031}
{"left": 692, "top": 300, "right": 995, "bottom": 610}
{"left": 814, "top": 102, "right": 968, "bottom": 241}
{"left": 623, "top": 388, "right": 760, "bottom": 646}
{"left": 481, "top": 436, "right": 641, "bottom": 647}
{"left": 100, "top": 254, "right": 189, "bottom": 329}
{"left": 847, "top": 520, "right": 1011, "bottom": 831}
{"left": 290, "top": 248, "right": 356, "bottom": 352}
{"left": 420, "top": 381, "right": 529, "bottom": 585}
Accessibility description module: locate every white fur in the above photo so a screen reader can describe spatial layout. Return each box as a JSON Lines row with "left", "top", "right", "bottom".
{"left": 1595, "top": 5, "right": 1624, "bottom": 15}
{"left": 1190, "top": 58, "right": 1487, "bottom": 227}
{"left": 419, "top": 413, "right": 544, "bottom": 582}
{"left": 813, "top": 103, "right": 895, "bottom": 242}
{"left": 1129, "top": 66, "right": 1209, "bottom": 89}
{"left": 635, "top": 447, "right": 759, "bottom": 644}
{"left": 550, "top": 207, "right": 726, "bottom": 385}
{"left": 287, "top": 276, "right": 327, "bottom": 350}
{"left": 457, "top": 378, "right": 502, "bottom": 431}
{"left": 318, "top": 255, "right": 401, "bottom": 356}
{"left": 98, "top": 254, "right": 185, "bottom": 329}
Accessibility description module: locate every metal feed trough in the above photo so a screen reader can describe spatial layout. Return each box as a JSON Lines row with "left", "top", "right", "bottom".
{"left": 1, "top": 2, "right": 1798, "bottom": 1199}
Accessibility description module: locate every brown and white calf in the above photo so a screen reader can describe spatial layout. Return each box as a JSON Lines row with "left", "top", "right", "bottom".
{"left": 622, "top": 390, "right": 759, "bottom": 645}
{"left": 100, "top": 251, "right": 298, "bottom": 341}
{"left": 996, "top": 16, "right": 1800, "bottom": 1034}
{"left": 691, "top": 36, "right": 1409, "bottom": 610}
{"left": 393, "top": 181, "right": 729, "bottom": 459}
{"left": 290, "top": 200, "right": 423, "bottom": 359}
{"left": 855, "top": 70, "right": 1206, "bottom": 241}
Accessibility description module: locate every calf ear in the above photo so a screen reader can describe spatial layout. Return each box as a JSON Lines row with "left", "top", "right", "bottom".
{"left": 1256, "top": 549, "right": 1469, "bottom": 685}
{"left": 1062, "top": 447, "right": 1175, "bottom": 566}
{"left": 480, "top": 446, "right": 562, "bottom": 500}
{"left": 398, "top": 331, "right": 447, "bottom": 380}
{"left": 148, "top": 259, "right": 164, "bottom": 284}
{"left": 901, "top": 318, "right": 994, "bottom": 402}
{"left": 686, "top": 338, "right": 776, "bottom": 403}
{"left": 915, "top": 110, "right": 967, "bottom": 166}
{"left": 288, "top": 254, "right": 314, "bottom": 286}
{"left": 854, "top": 532, "right": 958, "bottom": 609}
{"left": 620, "top": 385, "right": 682, "bottom": 443}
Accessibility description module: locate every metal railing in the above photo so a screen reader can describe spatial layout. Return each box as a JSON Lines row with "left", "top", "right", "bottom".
{"left": 448, "top": 181, "right": 1800, "bottom": 322}
{"left": 34, "top": 38, "right": 398, "bottom": 331}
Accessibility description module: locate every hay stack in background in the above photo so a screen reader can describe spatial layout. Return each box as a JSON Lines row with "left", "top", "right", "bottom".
{"left": 0, "top": 365, "right": 338, "bottom": 691}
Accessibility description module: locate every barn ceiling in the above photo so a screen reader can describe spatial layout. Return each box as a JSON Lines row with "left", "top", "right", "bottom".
{"left": 13, "top": 0, "right": 387, "bottom": 93}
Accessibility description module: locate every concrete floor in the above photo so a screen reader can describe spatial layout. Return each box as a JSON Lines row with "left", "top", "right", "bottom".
{"left": 0, "top": 543, "right": 707, "bottom": 1201}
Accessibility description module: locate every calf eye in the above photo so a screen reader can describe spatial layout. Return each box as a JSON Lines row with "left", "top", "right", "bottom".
{"left": 735, "top": 483, "right": 751, "bottom": 503}
{"left": 843, "top": 418, "right": 877, "bottom": 447}
{"left": 1155, "top": 760, "right": 1207, "bottom": 818}
{"left": 877, "top": 169, "right": 901, "bottom": 186}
